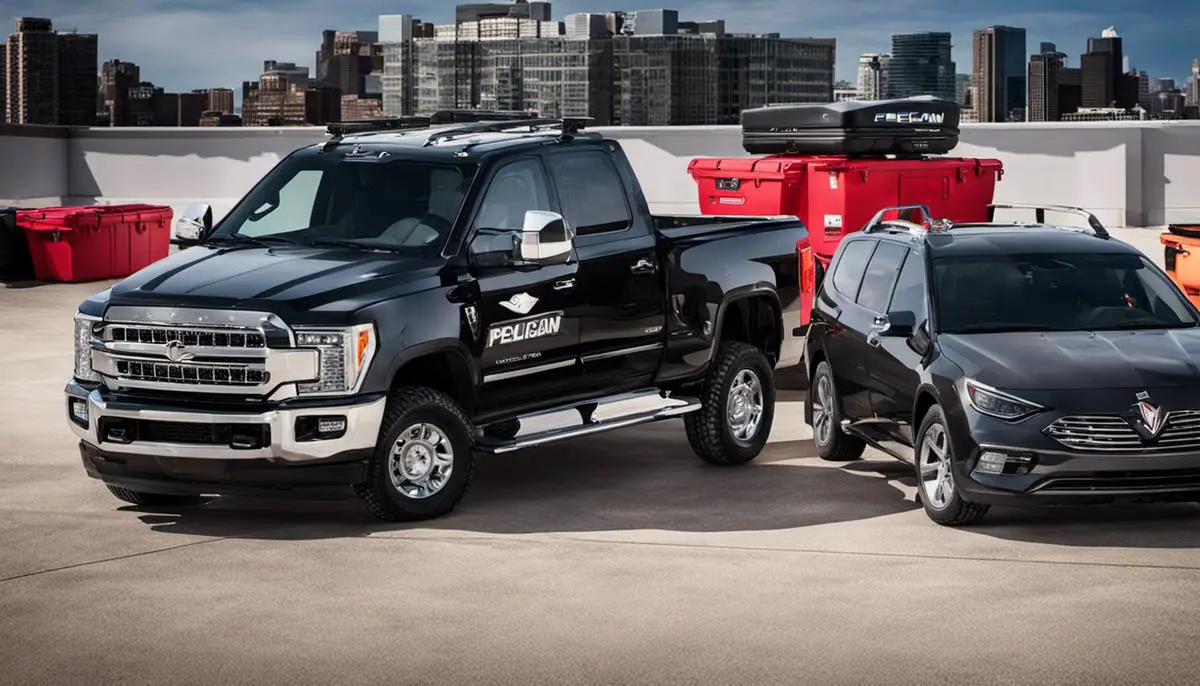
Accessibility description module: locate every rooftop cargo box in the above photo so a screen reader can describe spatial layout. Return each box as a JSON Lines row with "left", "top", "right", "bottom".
{"left": 740, "top": 97, "right": 961, "bottom": 156}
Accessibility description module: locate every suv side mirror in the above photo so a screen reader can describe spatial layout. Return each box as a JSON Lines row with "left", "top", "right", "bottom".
{"left": 515, "top": 210, "right": 574, "bottom": 266}
{"left": 173, "top": 203, "right": 212, "bottom": 246}
{"left": 870, "top": 310, "right": 916, "bottom": 341}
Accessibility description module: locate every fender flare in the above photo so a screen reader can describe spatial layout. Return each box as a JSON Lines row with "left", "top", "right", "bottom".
{"left": 385, "top": 338, "right": 478, "bottom": 409}
{"left": 709, "top": 284, "right": 783, "bottom": 360}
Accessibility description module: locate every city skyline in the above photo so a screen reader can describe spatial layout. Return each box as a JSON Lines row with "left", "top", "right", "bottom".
{"left": 1, "top": 0, "right": 1195, "bottom": 98}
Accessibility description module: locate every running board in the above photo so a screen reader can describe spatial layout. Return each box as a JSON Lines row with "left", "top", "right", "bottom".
{"left": 477, "top": 390, "right": 701, "bottom": 454}
{"left": 841, "top": 419, "right": 914, "bottom": 464}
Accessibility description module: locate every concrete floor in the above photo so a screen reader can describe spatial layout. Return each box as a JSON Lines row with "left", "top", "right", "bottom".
{"left": 2, "top": 281, "right": 1199, "bottom": 685}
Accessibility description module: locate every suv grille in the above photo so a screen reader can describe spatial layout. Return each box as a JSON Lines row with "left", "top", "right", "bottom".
{"left": 1044, "top": 411, "right": 1200, "bottom": 453}
{"left": 114, "top": 359, "right": 267, "bottom": 387}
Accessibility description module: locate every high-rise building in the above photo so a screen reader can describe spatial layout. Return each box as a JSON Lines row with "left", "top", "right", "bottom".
{"left": 380, "top": 14, "right": 418, "bottom": 116}
{"left": 972, "top": 25, "right": 1026, "bottom": 122}
{"left": 954, "top": 73, "right": 971, "bottom": 107}
{"left": 457, "top": 1, "right": 551, "bottom": 22}
{"left": 244, "top": 62, "right": 341, "bottom": 127}
{"left": 201, "top": 87, "right": 235, "bottom": 114}
{"left": 1081, "top": 26, "right": 1136, "bottom": 109}
{"left": 4, "top": 18, "right": 58, "bottom": 124}
{"left": 1028, "top": 47, "right": 1066, "bottom": 122}
{"left": 857, "top": 52, "right": 890, "bottom": 100}
{"left": 56, "top": 31, "right": 98, "bottom": 125}
{"left": 1187, "top": 59, "right": 1199, "bottom": 107}
{"left": 887, "top": 32, "right": 956, "bottom": 101}
{"left": 317, "top": 30, "right": 383, "bottom": 120}
{"left": 101, "top": 59, "right": 139, "bottom": 125}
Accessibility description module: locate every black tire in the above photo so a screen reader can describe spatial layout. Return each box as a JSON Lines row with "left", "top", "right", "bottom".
{"left": 809, "top": 360, "right": 866, "bottom": 462}
{"left": 355, "top": 386, "right": 475, "bottom": 523}
{"left": 685, "top": 341, "right": 776, "bottom": 465}
{"left": 914, "top": 405, "right": 989, "bottom": 526}
{"left": 105, "top": 484, "right": 206, "bottom": 507}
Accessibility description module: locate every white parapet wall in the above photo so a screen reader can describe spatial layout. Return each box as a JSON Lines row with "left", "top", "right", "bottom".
{"left": 0, "top": 120, "right": 1194, "bottom": 264}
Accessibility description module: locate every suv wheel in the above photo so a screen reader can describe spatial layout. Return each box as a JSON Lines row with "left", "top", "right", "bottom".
{"left": 810, "top": 360, "right": 866, "bottom": 462}
{"left": 105, "top": 485, "right": 206, "bottom": 507}
{"left": 915, "top": 405, "right": 989, "bottom": 526}
{"left": 685, "top": 341, "right": 776, "bottom": 465}
{"left": 355, "top": 387, "right": 475, "bottom": 522}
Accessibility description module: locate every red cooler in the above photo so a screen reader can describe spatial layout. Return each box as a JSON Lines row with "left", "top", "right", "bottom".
{"left": 688, "top": 155, "right": 1004, "bottom": 262}
{"left": 17, "top": 204, "right": 173, "bottom": 283}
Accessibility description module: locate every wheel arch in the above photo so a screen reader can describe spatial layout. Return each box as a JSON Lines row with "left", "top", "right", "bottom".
{"left": 911, "top": 383, "right": 942, "bottom": 436}
{"left": 713, "top": 286, "right": 783, "bottom": 366}
{"left": 386, "top": 340, "right": 478, "bottom": 416}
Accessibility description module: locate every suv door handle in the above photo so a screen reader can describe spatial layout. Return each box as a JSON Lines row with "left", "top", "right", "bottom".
{"left": 554, "top": 278, "right": 575, "bottom": 291}
{"left": 631, "top": 258, "right": 656, "bottom": 275}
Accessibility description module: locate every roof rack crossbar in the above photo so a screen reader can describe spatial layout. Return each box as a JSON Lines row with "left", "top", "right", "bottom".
{"left": 422, "top": 118, "right": 573, "bottom": 147}
{"left": 986, "top": 203, "right": 1110, "bottom": 239}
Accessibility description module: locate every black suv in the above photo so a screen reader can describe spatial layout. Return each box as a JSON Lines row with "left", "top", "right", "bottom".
{"left": 803, "top": 204, "right": 1200, "bottom": 525}
{"left": 66, "top": 113, "right": 807, "bottom": 522}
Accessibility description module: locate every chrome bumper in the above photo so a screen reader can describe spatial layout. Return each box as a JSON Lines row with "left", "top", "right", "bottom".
{"left": 65, "top": 381, "right": 385, "bottom": 463}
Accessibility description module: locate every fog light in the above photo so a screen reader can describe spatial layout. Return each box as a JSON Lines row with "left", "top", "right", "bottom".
{"left": 295, "top": 415, "right": 348, "bottom": 442}
{"left": 69, "top": 399, "right": 89, "bottom": 427}
{"left": 976, "top": 450, "right": 1037, "bottom": 476}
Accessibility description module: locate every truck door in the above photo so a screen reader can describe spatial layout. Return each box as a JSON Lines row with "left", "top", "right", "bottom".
{"left": 464, "top": 157, "right": 585, "bottom": 413}
{"left": 543, "top": 148, "right": 665, "bottom": 393}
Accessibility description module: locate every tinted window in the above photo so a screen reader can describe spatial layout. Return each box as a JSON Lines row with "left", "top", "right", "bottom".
{"left": 545, "top": 152, "right": 631, "bottom": 236}
{"left": 856, "top": 241, "right": 908, "bottom": 312}
{"left": 887, "top": 250, "right": 928, "bottom": 323}
{"left": 932, "top": 252, "right": 1199, "bottom": 333}
{"left": 830, "top": 240, "right": 875, "bottom": 298}
{"left": 473, "top": 159, "right": 553, "bottom": 233}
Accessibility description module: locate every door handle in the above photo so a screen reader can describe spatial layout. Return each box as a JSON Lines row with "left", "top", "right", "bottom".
{"left": 554, "top": 278, "right": 575, "bottom": 291}
{"left": 631, "top": 258, "right": 656, "bottom": 275}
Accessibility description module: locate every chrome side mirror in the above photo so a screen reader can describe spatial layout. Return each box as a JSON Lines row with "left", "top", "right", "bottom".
{"left": 174, "top": 203, "right": 212, "bottom": 244}
{"left": 516, "top": 210, "right": 574, "bottom": 265}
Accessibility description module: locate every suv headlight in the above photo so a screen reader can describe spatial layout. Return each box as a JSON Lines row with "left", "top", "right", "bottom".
{"left": 962, "top": 378, "right": 1044, "bottom": 421}
{"left": 295, "top": 324, "right": 377, "bottom": 395}
{"left": 73, "top": 312, "right": 101, "bottom": 382}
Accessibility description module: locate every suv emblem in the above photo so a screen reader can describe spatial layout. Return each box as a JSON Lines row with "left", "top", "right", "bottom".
{"left": 500, "top": 293, "right": 538, "bottom": 315}
{"left": 164, "top": 340, "right": 194, "bottom": 363}
{"left": 1127, "top": 391, "right": 1168, "bottom": 440}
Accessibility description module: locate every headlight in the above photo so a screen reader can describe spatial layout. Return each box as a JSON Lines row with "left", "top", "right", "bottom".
{"left": 295, "top": 324, "right": 377, "bottom": 395}
{"left": 962, "top": 378, "right": 1043, "bottom": 421}
{"left": 73, "top": 312, "right": 101, "bottom": 382}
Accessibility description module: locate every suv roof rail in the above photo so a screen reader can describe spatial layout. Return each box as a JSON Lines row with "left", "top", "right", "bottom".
{"left": 326, "top": 116, "right": 432, "bottom": 136}
{"left": 863, "top": 205, "right": 953, "bottom": 237}
{"left": 986, "top": 203, "right": 1110, "bottom": 239}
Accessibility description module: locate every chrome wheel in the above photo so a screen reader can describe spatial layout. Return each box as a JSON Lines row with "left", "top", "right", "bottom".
{"left": 812, "top": 373, "right": 834, "bottom": 446}
{"left": 918, "top": 423, "right": 953, "bottom": 509}
{"left": 388, "top": 422, "right": 454, "bottom": 500}
{"left": 726, "top": 368, "right": 764, "bottom": 441}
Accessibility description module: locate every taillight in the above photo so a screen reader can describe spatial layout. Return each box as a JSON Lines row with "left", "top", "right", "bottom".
{"left": 799, "top": 244, "right": 816, "bottom": 294}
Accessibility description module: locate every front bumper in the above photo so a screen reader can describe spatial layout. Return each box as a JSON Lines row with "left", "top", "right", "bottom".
{"left": 65, "top": 380, "right": 386, "bottom": 494}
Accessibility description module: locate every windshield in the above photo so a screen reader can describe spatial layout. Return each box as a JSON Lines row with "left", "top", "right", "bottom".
{"left": 932, "top": 252, "right": 1199, "bottom": 334}
{"left": 211, "top": 154, "right": 477, "bottom": 253}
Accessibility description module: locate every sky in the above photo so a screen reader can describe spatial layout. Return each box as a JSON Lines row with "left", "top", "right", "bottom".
{"left": 1, "top": 0, "right": 1195, "bottom": 97}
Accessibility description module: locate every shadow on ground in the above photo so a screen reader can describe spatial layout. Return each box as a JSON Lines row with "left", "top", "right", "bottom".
{"left": 842, "top": 458, "right": 1200, "bottom": 549}
{"left": 129, "top": 424, "right": 915, "bottom": 540}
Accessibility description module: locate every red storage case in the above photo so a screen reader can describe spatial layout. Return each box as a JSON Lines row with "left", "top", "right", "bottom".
{"left": 688, "top": 155, "right": 1004, "bottom": 261}
{"left": 17, "top": 204, "right": 173, "bottom": 283}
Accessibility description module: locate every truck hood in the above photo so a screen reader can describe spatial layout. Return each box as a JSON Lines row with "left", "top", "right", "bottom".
{"left": 938, "top": 329, "right": 1200, "bottom": 391}
{"left": 105, "top": 244, "right": 445, "bottom": 318}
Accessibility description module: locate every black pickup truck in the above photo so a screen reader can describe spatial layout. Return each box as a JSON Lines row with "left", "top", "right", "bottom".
{"left": 65, "top": 113, "right": 808, "bottom": 521}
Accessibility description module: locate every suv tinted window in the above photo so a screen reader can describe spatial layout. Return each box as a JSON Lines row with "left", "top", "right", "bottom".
{"left": 830, "top": 240, "right": 875, "bottom": 298}
{"left": 856, "top": 241, "right": 908, "bottom": 312}
{"left": 886, "top": 250, "right": 928, "bottom": 322}
{"left": 545, "top": 151, "right": 631, "bottom": 236}
{"left": 474, "top": 159, "right": 553, "bottom": 232}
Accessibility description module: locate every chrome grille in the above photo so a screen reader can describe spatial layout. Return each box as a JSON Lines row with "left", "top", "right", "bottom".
{"left": 107, "top": 324, "right": 265, "bottom": 349}
{"left": 114, "top": 359, "right": 268, "bottom": 387}
{"left": 1044, "top": 411, "right": 1200, "bottom": 453}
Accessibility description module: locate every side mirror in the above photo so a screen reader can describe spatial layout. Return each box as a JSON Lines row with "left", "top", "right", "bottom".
{"left": 515, "top": 210, "right": 574, "bottom": 266}
{"left": 871, "top": 310, "right": 916, "bottom": 339}
{"left": 173, "top": 203, "right": 212, "bottom": 246}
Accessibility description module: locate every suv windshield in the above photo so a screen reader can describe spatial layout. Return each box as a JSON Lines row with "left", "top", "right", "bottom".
{"left": 933, "top": 252, "right": 1199, "bottom": 334}
{"left": 211, "top": 155, "right": 477, "bottom": 253}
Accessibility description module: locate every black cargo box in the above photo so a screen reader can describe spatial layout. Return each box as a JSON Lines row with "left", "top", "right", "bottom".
{"left": 0, "top": 206, "right": 35, "bottom": 282}
{"left": 740, "top": 97, "right": 961, "bottom": 156}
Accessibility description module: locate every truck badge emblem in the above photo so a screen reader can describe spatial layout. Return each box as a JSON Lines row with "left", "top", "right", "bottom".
{"left": 465, "top": 305, "right": 480, "bottom": 339}
{"left": 164, "top": 340, "right": 194, "bottom": 363}
{"left": 500, "top": 293, "right": 538, "bottom": 315}
{"left": 1127, "top": 391, "right": 1168, "bottom": 440}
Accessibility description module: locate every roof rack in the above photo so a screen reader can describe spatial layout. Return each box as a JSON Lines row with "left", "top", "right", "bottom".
{"left": 326, "top": 116, "right": 433, "bottom": 136}
{"left": 863, "top": 205, "right": 953, "bottom": 236}
{"left": 422, "top": 116, "right": 595, "bottom": 147}
{"left": 986, "top": 203, "right": 1110, "bottom": 239}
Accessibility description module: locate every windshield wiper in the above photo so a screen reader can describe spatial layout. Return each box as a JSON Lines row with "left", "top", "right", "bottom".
{"left": 211, "top": 234, "right": 300, "bottom": 248}
{"left": 307, "top": 239, "right": 406, "bottom": 253}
